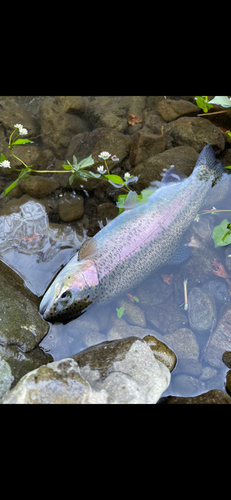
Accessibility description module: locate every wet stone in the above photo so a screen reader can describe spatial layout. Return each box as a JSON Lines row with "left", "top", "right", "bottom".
{"left": 137, "top": 274, "right": 172, "bottom": 309}
{"left": 203, "top": 308, "right": 231, "bottom": 368}
{"left": 176, "top": 358, "right": 203, "bottom": 377}
{"left": 202, "top": 280, "right": 228, "bottom": 304}
{"left": 145, "top": 302, "right": 188, "bottom": 334}
{"left": 19, "top": 176, "right": 60, "bottom": 198}
{"left": 3, "top": 358, "right": 111, "bottom": 404}
{"left": 162, "top": 389, "right": 231, "bottom": 404}
{"left": 160, "top": 328, "right": 199, "bottom": 363}
{"left": 0, "top": 274, "right": 49, "bottom": 352}
{"left": 163, "top": 116, "right": 225, "bottom": 153}
{"left": 0, "top": 344, "right": 53, "bottom": 386}
{"left": 0, "top": 357, "right": 14, "bottom": 402}
{"left": 188, "top": 287, "right": 217, "bottom": 334}
{"left": 172, "top": 374, "right": 205, "bottom": 397}
{"left": 222, "top": 351, "right": 231, "bottom": 368}
{"left": 58, "top": 192, "right": 84, "bottom": 222}
{"left": 157, "top": 99, "right": 200, "bottom": 122}
{"left": 199, "top": 366, "right": 217, "bottom": 381}
{"left": 142, "top": 335, "right": 176, "bottom": 372}
{"left": 72, "top": 337, "right": 170, "bottom": 404}
{"left": 226, "top": 370, "right": 231, "bottom": 395}
{"left": 129, "top": 131, "right": 166, "bottom": 167}
{"left": 116, "top": 297, "right": 146, "bottom": 327}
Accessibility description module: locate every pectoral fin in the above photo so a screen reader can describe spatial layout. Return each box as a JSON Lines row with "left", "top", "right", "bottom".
{"left": 78, "top": 237, "right": 98, "bottom": 261}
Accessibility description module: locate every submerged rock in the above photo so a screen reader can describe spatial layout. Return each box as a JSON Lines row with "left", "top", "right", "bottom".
{"left": 163, "top": 116, "right": 225, "bottom": 153}
{"left": 157, "top": 99, "right": 200, "bottom": 122}
{"left": 203, "top": 308, "right": 231, "bottom": 368}
{"left": 171, "top": 374, "right": 205, "bottom": 397}
{"left": 159, "top": 327, "right": 199, "bottom": 363}
{"left": 188, "top": 287, "right": 217, "bottom": 334}
{"left": 145, "top": 302, "right": 188, "bottom": 334}
{"left": 58, "top": 192, "right": 84, "bottom": 222}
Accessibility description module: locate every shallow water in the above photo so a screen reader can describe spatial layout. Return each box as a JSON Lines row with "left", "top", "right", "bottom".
{"left": 1, "top": 95, "right": 231, "bottom": 400}
{"left": 36, "top": 171, "right": 231, "bottom": 398}
{"left": 1, "top": 174, "right": 231, "bottom": 398}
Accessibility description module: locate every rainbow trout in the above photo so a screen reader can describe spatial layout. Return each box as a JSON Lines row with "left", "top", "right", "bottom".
{"left": 40, "top": 145, "right": 225, "bottom": 322}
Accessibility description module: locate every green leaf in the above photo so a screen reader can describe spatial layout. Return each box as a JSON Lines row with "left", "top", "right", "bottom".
{"left": 104, "top": 174, "right": 125, "bottom": 185}
{"left": 0, "top": 153, "right": 7, "bottom": 163}
{"left": 116, "top": 307, "right": 125, "bottom": 319}
{"left": 73, "top": 155, "right": 78, "bottom": 167}
{"left": 194, "top": 96, "right": 214, "bottom": 113}
{"left": 11, "top": 138, "right": 34, "bottom": 145}
{"left": 132, "top": 296, "right": 139, "bottom": 303}
{"left": 62, "top": 163, "right": 73, "bottom": 170}
{"left": 69, "top": 173, "right": 75, "bottom": 185}
{"left": 4, "top": 180, "right": 18, "bottom": 196}
{"left": 209, "top": 96, "right": 231, "bottom": 108}
{"left": 213, "top": 219, "right": 231, "bottom": 247}
{"left": 77, "top": 154, "right": 94, "bottom": 169}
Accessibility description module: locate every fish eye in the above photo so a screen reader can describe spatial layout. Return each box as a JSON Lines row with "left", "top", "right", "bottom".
{"left": 59, "top": 290, "right": 74, "bottom": 307}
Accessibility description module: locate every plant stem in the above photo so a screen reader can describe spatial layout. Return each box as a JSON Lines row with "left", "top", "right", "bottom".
{"left": 104, "top": 160, "right": 110, "bottom": 174}
{"left": 10, "top": 151, "right": 28, "bottom": 168}
{"left": 197, "top": 109, "right": 231, "bottom": 117}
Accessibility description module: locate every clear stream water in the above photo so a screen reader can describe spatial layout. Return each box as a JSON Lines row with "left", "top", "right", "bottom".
{"left": 1, "top": 173, "right": 231, "bottom": 398}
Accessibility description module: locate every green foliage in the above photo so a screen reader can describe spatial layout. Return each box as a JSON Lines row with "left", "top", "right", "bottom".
{"left": 116, "top": 306, "right": 125, "bottom": 318}
{"left": 4, "top": 168, "right": 31, "bottom": 196}
{"left": 0, "top": 153, "right": 7, "bottom": 163}
{"left": 194, "top": 96, "right": 214, "bottom": 113}
{"left": 213, "top": 219, "right": 231, "bottom": 247}
{"left": 10, "top": 138, "right": 34, "bottom": 146}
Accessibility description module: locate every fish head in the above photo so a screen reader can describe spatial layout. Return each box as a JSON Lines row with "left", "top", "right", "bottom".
{"left": 39, "top": 257, "right": 99, "bottom": 322}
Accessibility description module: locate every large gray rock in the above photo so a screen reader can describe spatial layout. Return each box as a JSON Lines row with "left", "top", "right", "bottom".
{"left": 73, "top": 337, "right": 170, "bottom": 404}
{"left": 3, "top": 337, "right": 171, "bottom": 403}
{"left": 3, "top": 358, "right": 110, "bottom": 404}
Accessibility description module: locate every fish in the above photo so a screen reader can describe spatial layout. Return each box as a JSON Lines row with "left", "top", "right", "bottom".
{"left": 39, "top": 145, "right": 225, "bottom": 322}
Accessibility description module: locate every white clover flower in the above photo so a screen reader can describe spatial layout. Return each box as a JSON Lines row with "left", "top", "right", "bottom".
{"left": 97, "top": 165, "right": 107, "bottom": 174}
{"left": 0, "top": 160, "right": 11, "bottom": 168}
{"left": 14, "top": 124, "right": 28, "bottom": 135}
{"left": 19, "top": 128, "right": 28, "bottom": 136}
{"left": 124, "top": 172, "right": 131, "bottom": 180}
{"left": 98, "top": 151, "right": 111, "bottom": 160}
{"left": 14, "top": 123, "right": 23, "bottom": 131}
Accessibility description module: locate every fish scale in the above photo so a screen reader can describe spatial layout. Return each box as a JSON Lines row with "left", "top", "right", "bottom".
{"left": 39, "top": 145, "right": 225, "bottom": 321}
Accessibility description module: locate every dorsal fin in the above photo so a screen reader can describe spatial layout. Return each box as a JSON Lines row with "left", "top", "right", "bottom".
{"left": 78, "top": 237, "right": 98, "bottom": 261}
{"left": 161, "top": 165, "right": 186, "bottom": 184}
